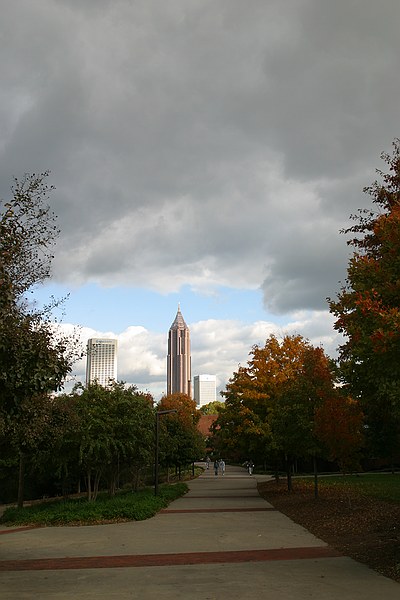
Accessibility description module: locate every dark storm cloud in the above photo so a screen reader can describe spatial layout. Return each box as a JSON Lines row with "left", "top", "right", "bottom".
{"left": 1, "top": 0, "right": 399, "bottom": 314}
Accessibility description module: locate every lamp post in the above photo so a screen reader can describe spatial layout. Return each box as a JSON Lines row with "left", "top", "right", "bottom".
{"left": 154, "top": 409, "right": 177, "bottom": 496}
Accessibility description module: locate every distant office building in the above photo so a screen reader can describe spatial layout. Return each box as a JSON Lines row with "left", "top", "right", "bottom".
{"left": 167, "top": 305, "right": 191, "bottom": 397}
{"left": 194, "top": 374, "right": 217, "bottom": 407}
{"left": 86, "top": 338, "right": 118, "bottom": 388}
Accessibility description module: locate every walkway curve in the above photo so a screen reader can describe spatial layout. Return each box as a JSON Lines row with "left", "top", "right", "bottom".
{"left": 0, "top": 464, "right": 399, "bottom": 599}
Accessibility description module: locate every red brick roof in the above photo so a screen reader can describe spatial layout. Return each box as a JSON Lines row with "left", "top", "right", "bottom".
{"left": 197, "top": 414, "right": 218, "bottom": 436}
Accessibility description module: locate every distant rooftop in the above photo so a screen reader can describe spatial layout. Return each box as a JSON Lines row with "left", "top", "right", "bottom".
{"left": 197, "top": 414, "right": 218, "bottom": 436}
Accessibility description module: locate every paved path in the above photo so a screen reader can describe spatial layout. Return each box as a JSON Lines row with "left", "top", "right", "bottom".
{"left": 0, "top": 464, "right": 399, "bottom": 599}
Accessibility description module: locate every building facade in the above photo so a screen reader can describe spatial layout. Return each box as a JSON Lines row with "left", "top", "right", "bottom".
{"left": 193, "top": 374, "right": 217, "bottom": 407}
{"left": 86, "top": 338, "right": 118, "bottom": 388}
{"left": 167, "top": 306, "right": 191, "bottom": 396}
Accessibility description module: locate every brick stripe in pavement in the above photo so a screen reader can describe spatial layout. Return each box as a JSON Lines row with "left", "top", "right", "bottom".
{"left": 185, "top": 495, "right": 260, "bottom": 499}
{"left": 0, "top": 546, "right": 341, "bottom": 572}
{"left": 160, "top": 507, "right": 277, "bottom": 513}
{"left": 0, "top": 526, "right": 37, "bottom": 535}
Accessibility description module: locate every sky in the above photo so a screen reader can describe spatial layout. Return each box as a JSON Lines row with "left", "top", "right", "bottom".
{"left": 1, "top": 0, "right": 400, "bottom": 399}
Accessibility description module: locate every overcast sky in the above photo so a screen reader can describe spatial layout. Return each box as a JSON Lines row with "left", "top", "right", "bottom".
{"left": 1, "top": 1, "right": 399, "bottom": 399}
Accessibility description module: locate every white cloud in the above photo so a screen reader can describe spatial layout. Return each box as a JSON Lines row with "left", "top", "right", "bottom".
{"left": 0, "top": 0, "right": 397, "bottom": 379}
{"left": 1, "top": 1, "right": 399, "bottom": 316}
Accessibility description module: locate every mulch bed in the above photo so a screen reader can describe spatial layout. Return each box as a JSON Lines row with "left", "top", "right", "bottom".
{"left": 258, "top": 479, "right": 400, "bottom": 583}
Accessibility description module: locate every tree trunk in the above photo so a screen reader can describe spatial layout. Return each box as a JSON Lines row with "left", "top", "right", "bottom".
{"left": 17, "top": 452, "right": 25, "bottom": 508}
{"left": 313, "top": 455, "right": 319, "bottom": 499}
{"left": 133, "top": 466, "right": 140, "bottom": 491}
{"left": 87, "top": 469, "right": 92, "bottom": 502}
{"left": 93, "top": 471, "right": 101, "bottom": 501}
{"left": 274, "top": 461, "right": 280, "bottom": 483}
{"left": 108, "top": 470, "right": 118, "bottom": 497}
{"left": 286, "top": 456, "right": 292, "bottom": 492}
{"left": 62, "top": 475, "right": 68, "bottom": 500}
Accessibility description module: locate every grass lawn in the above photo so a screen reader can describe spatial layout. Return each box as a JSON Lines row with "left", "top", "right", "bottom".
{"left": 0, "top": 482, "right": 188, "bottom": 526}
{"left": 299, "top": 473, "right": 400, "bottom": 503}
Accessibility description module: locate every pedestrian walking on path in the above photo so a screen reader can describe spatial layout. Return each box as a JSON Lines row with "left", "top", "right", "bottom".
{"left": 213, "top": 459, "right": 219, "bottom": 476}
{"left": 219, "top": 459, "right": 225, "bottom": 475}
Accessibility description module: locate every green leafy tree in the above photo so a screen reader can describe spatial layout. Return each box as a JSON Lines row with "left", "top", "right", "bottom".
{"left": 105, "top": 383, "right": 154, "bottom": 495}
{"left": 158, "top": 393, "right": 205, "bottom": 477}
{"left": 72, "top": 382, "right": 154, "bottom": 501}
{"left": 0, "top": 311, "right": 77, "bottom": 416}
{"left": 212, "top": 366, "right": 270, "bottom": 463}
{"left": 329, "top": 140, "right": 400, "bottom": 463}
{"left": 0, "top": 172, "right": 59, "bottom": 300}
{"left": 5, "top": 393, "right": 56, "bottom": 506}
{"left": 199, "top": 401, "right": 225, "bottom": 415}
{"left": 0, "top": 173, "right": 81, "bottom": 505}
{"left": 0, "top": 172, "right": 78, "bottom": 415}
{"left": 36, "top": 393, "right": 82, "bottom": 497}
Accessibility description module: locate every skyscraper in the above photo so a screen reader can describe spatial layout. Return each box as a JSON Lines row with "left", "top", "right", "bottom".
{"left": 167, "top": 305, "right": 191, "bottom": 396}
{"left": 194, "top": 374, "right": 217, "bottom": 407}
{"left": 86, "top": 338, "right": 118, "bottom": 388}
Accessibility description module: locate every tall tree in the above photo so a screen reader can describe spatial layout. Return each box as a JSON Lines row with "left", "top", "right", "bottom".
{"left": 0, "top": 173, "right": 80, "bottom": 505}
{"left": 157, "top": 393, "right": 205, "bottom": 476}
{"left": 0, "top": 172, "right": 77, "bottom": 415}
{"left": 0, "top": 173, "right": 59, "bottom": 301}
{"left": 329, "top": 140, "right": 400, "bottom": 462}
{"left": 215, "top": 335, "right": 337, "bottom": 476}
{"left": 71, "top": 382, "right": 154, "bottom": 501}
{"left": 314, "top": 393, "right": 364, "bottom": 473}
{"left": 214, "top": 365, "right": 270, "bottom": 462}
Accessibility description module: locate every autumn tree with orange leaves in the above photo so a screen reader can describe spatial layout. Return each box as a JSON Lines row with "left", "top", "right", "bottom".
{"left": 314, "top": 395, "right": 364, "bottom": 473}
{"left": 329, "top": 140, "right": 400, "bottom": 463}
{"left": 214, "top": 334, "right": 340, "bottom": 486}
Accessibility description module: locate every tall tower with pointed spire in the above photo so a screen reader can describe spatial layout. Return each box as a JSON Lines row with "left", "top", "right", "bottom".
{"left": 167, "top": 305, "right": 192, "bottom": 397}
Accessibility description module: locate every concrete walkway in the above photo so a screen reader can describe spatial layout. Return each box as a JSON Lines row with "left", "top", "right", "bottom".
{"left": 0, "top": 464, "right": 399, "bottom": 599}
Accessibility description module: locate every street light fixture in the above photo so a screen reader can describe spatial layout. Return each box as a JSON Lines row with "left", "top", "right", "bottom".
{"left": 154, "top": 409, "right": 177, "bottom": 496}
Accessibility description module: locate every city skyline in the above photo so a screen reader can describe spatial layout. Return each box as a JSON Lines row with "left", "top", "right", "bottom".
{"left": 52, "top": 293, "right": 340, "bottom": 401}
{"left": 84, "top": 318, "right": 219, "bottom": 405}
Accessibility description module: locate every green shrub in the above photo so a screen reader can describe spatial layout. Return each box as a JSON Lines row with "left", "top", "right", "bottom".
{"left": 0, "top": 483, "right": 188, "bottom": 526}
